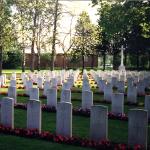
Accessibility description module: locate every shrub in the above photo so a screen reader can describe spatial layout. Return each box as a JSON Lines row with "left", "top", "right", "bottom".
{"left": 3, "top": 50, "right": 22, "bottom": 69}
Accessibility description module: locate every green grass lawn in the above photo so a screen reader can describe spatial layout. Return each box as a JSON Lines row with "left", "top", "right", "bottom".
{"left": 0, "top": 76, "right": 150, "bottom": 150}
{"left": 0, "top": 134, "right": 93, "bottom": 150}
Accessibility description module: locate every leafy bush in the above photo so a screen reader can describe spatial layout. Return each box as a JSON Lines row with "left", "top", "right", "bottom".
{"left": 3, "top": 50, "right": 22, "bottom": 69}
{"left": 40, "top": 53, "right": 52, "bottom": 62}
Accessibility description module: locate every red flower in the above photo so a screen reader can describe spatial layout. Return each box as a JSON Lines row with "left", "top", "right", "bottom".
{"left": 134, "top": 144, "right": 144, "bottom": 150}
{"left": 15, "top": 129, "right": 20, "bottom": 135}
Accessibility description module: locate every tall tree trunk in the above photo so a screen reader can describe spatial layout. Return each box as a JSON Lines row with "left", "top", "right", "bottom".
{"left": 63, "top": 54, "right": 67, "bottom": 69}
{"left": 82, "top": 55, "right": 85, "bottom": 73}
{"left": 37, "top": 52, "right": 40, "bottom": 71}
{"left": 91, "top": 54, "right": 94, "bottom": 69}
{"left": 30, "top": 0, "right": 38, "bottom": 72}
{"left": 22, "top": 47, "right": 25, "bottom": 72}
{"left": 36, "top": 10, "right": 41, "bottom": 72}
{"left": 62, "top": 54, "right": 65, "bottom": 69}
{"left": 36, "top": 19, "right": 41, "bottom": 71}
{"left": 0, "top": 45, "right": 3, "bottom": 76}
{"left": 103, "top": 52, "right": 106, "bottom": 71}
{"left": 51, "top": 0, "right": 59, "bottom": 71}
{"left": 113, "top": 50, "right": 118, "bottom": 70}
{"left": 31, "top": 38, "right": 35, "bottom": 72}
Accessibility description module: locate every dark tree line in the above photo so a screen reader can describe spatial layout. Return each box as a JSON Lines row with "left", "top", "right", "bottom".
{"left": 93, "top": 0, "right": 150, "bottom": 70}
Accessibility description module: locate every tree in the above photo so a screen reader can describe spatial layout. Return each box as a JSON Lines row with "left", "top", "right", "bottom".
{"left": 13, "top": 0, "right": 55, "bottom": 72}
{"left": 51, "top": 0, "right": 59, "bottom": 71}
{"left": 0, "top": 0, "right": 16, "bottom": 75}
{"left": 96, "top": 31, "right": 110, "bottom": 70}
{"left": 13, "top": 1, "right": 30, "bottom": 72}
{"left": 72, "top": 11, "right": 99, "bottom": 72}
{"left": 93, "top": 0, "right": 150, "bottom": 70}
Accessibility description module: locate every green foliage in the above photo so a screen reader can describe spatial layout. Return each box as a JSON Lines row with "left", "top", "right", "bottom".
{"left": 41, "top": 53, "right": 52, "bottom": 62}
{"left": 0, "top": 0, "right": 17, "bottom": 49}
{"left": 13, "top": 0, "right": 62, "bottom": 53}
{"left": 94, "top": 0, "right": 150, "bottom": 69}
{"left": 71, "top": 11, "right": 99, "bottom": 61}
{"left": 3, "top": 50, "right": 22, "bottom": 69}
{"left": 2, "top": 51, "right": 9, "bottom": 62}
{"left": 97, "top": 1, "right": 150, "bottom": 47}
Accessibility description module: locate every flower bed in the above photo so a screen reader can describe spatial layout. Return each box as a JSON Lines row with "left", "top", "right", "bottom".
{"left": 0, "top": 124, "right": 144, "bottom": 150}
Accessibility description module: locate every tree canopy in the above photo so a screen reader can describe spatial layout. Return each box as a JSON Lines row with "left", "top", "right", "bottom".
{"left": 93, "top": 0, "right": 150, "bottom": 70}
{"left": 71, "top": 11, "right": 99, "bottom": 71}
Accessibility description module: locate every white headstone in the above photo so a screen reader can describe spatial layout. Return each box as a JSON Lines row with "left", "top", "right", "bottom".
{"left": 56, "top": 102, "right": 72, "bottom": 137}
{"left": 145, "top": 95, "right": 150, "bottom": 119}
{"left": 82, "top": 80, "right": 90, "bottom": 91}
{"left": 112, "top": 93, "right": 124, "bottom": 114}
{"left": 47, "top": 88, "right": 57, "bottom": 108}
{"left": 127, "top": 86, "right": 137, "bottom": 103}
{"left": 37, "top": 77, "right": 43, "bottom": 89}
{"left": 128, "top": 109, "right": 148, "bottom": 149}
{"left": 97, "top": 80, "right": 105, "bottom": 92}
{"left": 57, "top": 76, "right": 62, "bottom": 85}
{"left": 8, "top": 86, "right": 17, "bottom": 103}
{"left": 29, "top": 88, "right": 39, "bottom": 100}
{"left": 62, "top": 82, "right": 70, "bottom": 90}
{"left": 43, "top": 81, "right": 50, "bottom": 96}
{"left": 11, "top": 73, "right": 16, "bottom": 80}
{"left": 26, "top": 80, "right": 33, "bottom": 95}
{"left": 51, "top": 78, "right": 57, "bottom": 88}
{"left": 137, "top": 81, "right": 145, "bottom": 95}
{"left": 82, "top": 90, "right": 93, "bottom": 110}
{"left": 104, "top": 83, "right": 112, "bottom": 102}
{"left": 3, "top": 74, "right": 6, "bottom": 84}
{"left": 1, "top": 97, "right": 14, "bottom": 128}
{"left": 27, "top": 99, "right": 41, "bottom": 133}
{"left": 0, "top": 75, "right": 5, "bottom": 86}
{"left": 10, "top": 80, "right": 16, "bottom": 87}
{"left": 60, "top": 90, "right": 71, "bottom": 103}
{"left": 90, "top": 105, "right": 108, "bottom": 141}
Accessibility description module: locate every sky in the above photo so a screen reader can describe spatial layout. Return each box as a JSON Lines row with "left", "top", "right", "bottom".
{"left": 56, "top": 0, "right": 99, "bottom": 53}
{"left": 60, "top": 0, "right": 98, "bottom": 24}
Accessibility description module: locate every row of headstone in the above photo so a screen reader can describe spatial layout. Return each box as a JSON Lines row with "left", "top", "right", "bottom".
{"left": 8, "top": 77, "right": 148, "bottom": 116}
{"left": 90, "top": 70, "right": 150, "bottom": 95}
{"left": 90, "top": 70, "right": 149, "bottom": 105}
{"left": 103, "top": 85, "right": 138, "bottom": 104}
{"left": 21, "top": 70, "right": 80, "bottom": 96}
{"left": 82, "top": 71, "right": 93, "bottom": 110}
{"left": 21, "top": 70, "right": 79, "bottom": 85}
{"left": 0, "top": 98, "right": 148, "bottom": 149}
{"left": 6, "top": 84, "right": 150, "bottom": 117}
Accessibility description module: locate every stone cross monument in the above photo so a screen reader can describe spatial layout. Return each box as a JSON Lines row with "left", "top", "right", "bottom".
{"left": 118, "top": 45, "right": 126, "bottom": 81}
{"left": 119, "top": 45, "right": 126, "bottom": 73}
